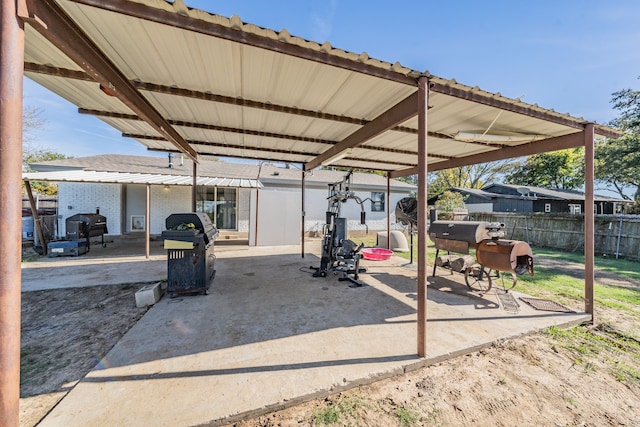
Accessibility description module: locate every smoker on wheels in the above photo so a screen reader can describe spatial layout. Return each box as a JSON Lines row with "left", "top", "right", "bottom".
{"left": 311, "top": 169, "right": 368, "bottom": 286}
{"left": 395, "top": 197, "right": 534, "bottom": 294}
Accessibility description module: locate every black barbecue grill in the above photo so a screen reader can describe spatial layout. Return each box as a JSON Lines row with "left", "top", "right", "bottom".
{"left": 65, "top": 213, "right": 108, "bottom": 249}
{"left": 429, "top": 220, "right": 505, "bottom": 253}
{"left": 161, "top": 212, "right": 219, "bottom": 296}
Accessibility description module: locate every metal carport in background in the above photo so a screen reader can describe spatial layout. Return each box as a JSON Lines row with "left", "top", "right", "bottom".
{"left": 22, "top": 169, "right": 262, "bottom": 257}
{"left": 0, "top": 0, "right": 622, "bottom": 424}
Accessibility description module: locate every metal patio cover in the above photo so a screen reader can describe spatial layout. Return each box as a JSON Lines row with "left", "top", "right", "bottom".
{"left": 20, "top": 0, "right": 619, "bottom": 174}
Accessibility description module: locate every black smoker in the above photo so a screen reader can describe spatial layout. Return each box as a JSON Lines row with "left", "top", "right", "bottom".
{"left": 161, "top": 212, "right": 219, "bottom": 296}
{"left": 65, "top": 212, "right": 108, "bottom": 250}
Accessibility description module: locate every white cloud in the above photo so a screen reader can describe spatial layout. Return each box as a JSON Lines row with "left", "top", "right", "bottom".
{"left": 310, "top": 0, "right": 337, "bottom": 41}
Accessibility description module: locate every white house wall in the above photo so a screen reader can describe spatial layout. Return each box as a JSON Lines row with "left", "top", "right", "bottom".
{"left": 237, "top": 188, "right": 251, "bottom": 233}
{"left": 56, "top": 182, "right": 410, "bottom": 243}
{"left": 57, "top": 182, "right": 122, "bottom": 236}
{"left": 149, "top": 185, "right": 192, "bottom": 234}
{"left": 57, "top": 183, "right": 251, "bottom": 237}
{"left": 266, "top": 186, "right": 410, "bottom": 236}
{"left": 465, "top": 203, "right": 494, "bottom": 213}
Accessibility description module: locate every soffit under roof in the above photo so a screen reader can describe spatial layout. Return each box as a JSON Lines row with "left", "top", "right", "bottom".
{"left": 21, "top": 0, "right": 621, "bottom": 175}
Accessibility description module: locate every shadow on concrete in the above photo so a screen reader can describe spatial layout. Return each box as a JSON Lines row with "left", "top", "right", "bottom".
{"left": 82, "top": 354, "right": 418, "bottom": 383}
{"left": 101, "top": 252, "right": 418, "bottom": 368}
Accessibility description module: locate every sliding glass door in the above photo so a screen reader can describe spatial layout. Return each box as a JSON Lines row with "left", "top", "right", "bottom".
{"left": 196, "top": 187, "right": 237, "bottom": 230}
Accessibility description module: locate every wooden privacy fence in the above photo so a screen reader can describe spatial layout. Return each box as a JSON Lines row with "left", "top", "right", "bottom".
{"left": 467, "top": 212, "right": 640, "bottom": 262}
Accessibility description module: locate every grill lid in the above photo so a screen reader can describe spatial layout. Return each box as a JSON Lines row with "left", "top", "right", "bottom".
{"left": 429, "top": 220, "right": 505, "bottom": 245}
{"left": 164, "top": 212, "right": 219, "bottom": 245}
{"left": 66, "top": 213, "right": 107, "bottom": 227}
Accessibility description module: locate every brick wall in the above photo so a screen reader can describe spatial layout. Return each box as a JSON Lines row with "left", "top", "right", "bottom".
{"left": 58, "top": 182, "right": 122, "bottom": 236}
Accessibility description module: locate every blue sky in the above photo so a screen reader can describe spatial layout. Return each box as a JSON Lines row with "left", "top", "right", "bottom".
{"left": 24, "top": 0, "right": 640, "bottom": 159}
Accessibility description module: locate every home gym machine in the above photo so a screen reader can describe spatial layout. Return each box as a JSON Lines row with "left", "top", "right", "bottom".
{"left": 311, "top": 170, "right": 368, "bottom": 286}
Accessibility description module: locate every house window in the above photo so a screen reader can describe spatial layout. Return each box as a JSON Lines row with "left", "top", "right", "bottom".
{"left": 544, "top": 203, "right": 551, "bottom": 213}
{"left": 196, "top": 187, "right": 237, "bottom": 230}
{"left": 569, "top": 204, "right": 582, "bottom": 215}
{"left": 371, "top": 192, "right": 385, "bottom": 212}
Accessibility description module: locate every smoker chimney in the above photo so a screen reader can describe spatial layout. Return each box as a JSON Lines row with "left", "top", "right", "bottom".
{"left": 168, "top": 152, "right": 174, "bottom": 168}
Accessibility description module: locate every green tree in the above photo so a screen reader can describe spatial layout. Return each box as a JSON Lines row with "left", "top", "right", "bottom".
{"left": 434, "top": 190, "right": 466, "bottom": 212}
{"left": 23, "top": 149, "right": 71, "bottom": 195}
{"left": 595, "top": 84, "right": 640, "bottom": 201}
{"left": 428, "top": 162, "right": 509, "bottom": 200}
{"left": 504, "top": 148, "right": 584, "bottom": 190}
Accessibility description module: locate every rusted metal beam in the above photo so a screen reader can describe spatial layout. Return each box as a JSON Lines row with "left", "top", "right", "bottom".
{"left": 88, "top": 108, "right": 451, "bottom": 160}
{"left": 306, "top": 92, "right": 419, "bottom": 170}
{"left": 24, "top": 61, "right": 93, "bottom": 81}
{"left": 125, "top": 133, "right": 419, "bottom": 168}
{"left": 416, "top": 76, "right": 429, "bottom": 358}
{"left": 584, "top": 123, "right": 595, "bottom": 319}
{"left": 69, "top": 0, "right": 417, "bottom": 86}
{"left": 19, "top": 0, "right": 197, "bottom": 161}
{"left": 0, "top": 0, "right": 24, "bottom": 424}
{"left": 389, "top": 131, "right": 585, "bottom": 178}
{"left": 28, "top": 62, "right": 621, "bottom": 144}
{"left": 29, "top": 64, "right": 457, "bottom": 144}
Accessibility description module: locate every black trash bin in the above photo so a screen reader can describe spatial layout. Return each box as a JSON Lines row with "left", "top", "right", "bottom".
{"left": 161, "top": 213, "right": 219, "bottom": 296}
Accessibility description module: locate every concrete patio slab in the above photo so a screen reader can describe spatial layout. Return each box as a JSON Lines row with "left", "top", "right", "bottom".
{"left": 35, "top": 242, "right": 589, "bottom": 426}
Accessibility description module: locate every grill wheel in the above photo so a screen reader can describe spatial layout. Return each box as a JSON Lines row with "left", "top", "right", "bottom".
{"left": 464, "top": 265, "right": 492, "bottom": 294}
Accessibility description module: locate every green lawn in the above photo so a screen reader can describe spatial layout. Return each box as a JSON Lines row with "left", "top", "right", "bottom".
{"left": 350, "top": 232, "right": 640, "bottom": 315}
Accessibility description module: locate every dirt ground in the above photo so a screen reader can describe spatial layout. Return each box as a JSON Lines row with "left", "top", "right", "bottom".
{"left": 20, "top": 284, "right": 149, "bottom": 427}
{"left": 19, "top": 259, "right": 640, "bottom": 427}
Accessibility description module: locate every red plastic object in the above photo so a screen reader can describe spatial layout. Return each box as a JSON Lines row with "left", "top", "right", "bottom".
{"left": 361, "top": 247, "right": 393, "bottom": 261}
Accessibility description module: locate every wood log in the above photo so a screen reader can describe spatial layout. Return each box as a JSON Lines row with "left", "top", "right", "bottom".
{"left": 450, "top": 255, "right": 475, "bottom": 272}
{"left": 435, "top": 255, "right": 457, "bottom": 267}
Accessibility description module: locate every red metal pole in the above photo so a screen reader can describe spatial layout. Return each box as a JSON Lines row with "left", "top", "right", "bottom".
{"left": 416, "top": 76, "right": 429, "bottom": 357}
{"left": 584, "top": 123, "right": 595, "bottom": 319}
{"left": 0, "top": 1, "right": 25, "bottom": 425}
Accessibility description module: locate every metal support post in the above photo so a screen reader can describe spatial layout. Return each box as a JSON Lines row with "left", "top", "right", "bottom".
{"left": 386, "top": 173, "right": 391, "bottom": 250}
{"left": 416, "top": 76, "right": 429, "bottom": 357}
{"left": 0, "top": 1, "right": 24, "bottom": 424}
{"left": 584, "top": 123, "right": 595, "bottom": 319}
{"left": 192, "top": 161, "right": 197, "bottom": 212}
{"left": 145, "top": 183, "right": 150, "bottom": 259}
{"left": 301, "top": 170, "right": 306, "bottom": 258}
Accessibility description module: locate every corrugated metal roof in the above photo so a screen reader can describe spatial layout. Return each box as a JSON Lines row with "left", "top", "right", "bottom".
{"left": 22, "top": 0, "right": 622, "bottom": 173}
{"left": 22, "top": 169, "right": 263, "bottom": 188}
{"left": 28, "top": 154, "right": 416, "bottom": 190}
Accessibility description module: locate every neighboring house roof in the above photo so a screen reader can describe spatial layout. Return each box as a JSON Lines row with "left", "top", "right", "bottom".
{"left": 449, "top": 187, "right": 495, "bottom": 201}
{"left": 483, "top": 183, "right": 629, "bottom": 203}
{"left": 27, "top": 154, "right": 416, "bottom": 191}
